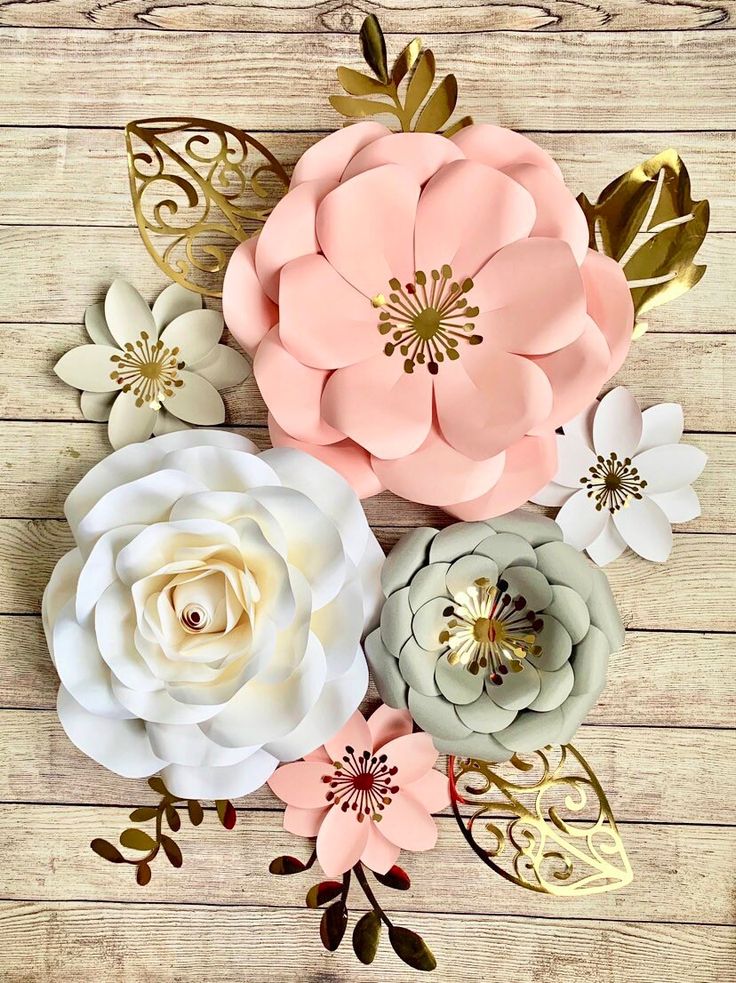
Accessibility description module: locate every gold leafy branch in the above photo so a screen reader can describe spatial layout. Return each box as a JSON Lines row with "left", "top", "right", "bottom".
{"left": 330, "top": 15, "right": 472, "bottom": 135}
{"left": 578, "top": 150, "right": 709, "bottom": 339}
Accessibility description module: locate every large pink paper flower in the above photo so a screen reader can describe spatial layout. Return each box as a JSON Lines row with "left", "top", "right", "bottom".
{"left": 224, "top": 122, "right": 634, "bottom": 519}
{"left": 267, "top": 704, "right": 450, "bottom": 877}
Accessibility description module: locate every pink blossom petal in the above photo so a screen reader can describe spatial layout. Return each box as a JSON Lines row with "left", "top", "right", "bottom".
{"left": 451, "top": 123, "right": 563, "bottom": 179}
{"left": 255, "top": 177, "right": 336, "bottom": 301}
{"left": 269, "top": 415, "right": 384, "bottom": 499}
{"left": 317, "top": 805, "right": 371, "bottom": 876}
{"left": 222, "top": 238, "right": 278, "bottom": 355}
{"left": 367, "top": 704, "right": 413, "bottom": 751}
{"left": 304, "top": 746, "right": 332, "bottom": 763}
{"left": 377, "top": 791, "right": 438, "bottom": 852}
{"left": 290, "top": 122, "right": 390, "bottom": 188}
{"left": 268, "top": 760, "right": 332, "bottom": 808}
{"left": 593, "top": 386, "right": 643, "bottom": 459}
{"left": 502, "top": 163, "right": 589, "bottom": 264}
{"left": 324, "top": 709, "right": 373, "bottom": 761}
{"left": 316, "top": 164, "right": 419, "bottom": 297}
{"left": 254, "top": 327, "right": 342, "bottom": 445}
{"left": 371, "top": 424, "right": 506, "bottom": 508}
{"left": 278, "top": 254, "right": 381, "bottom": 369}
{"left": 284, "top": 804, "right": 329, "bottom": 837}
{"left": 555, "top": 488, "right": 611, "bottom": 550}
{"left": 613, "top": 496, "right": 673, "bottom": 562}
{"left": 359, "top": 822, "right": 401, "bottom": 875}
{"left": 447, "top": 433, "right": 558, "bottom": 520}
{"left": 382, "top": 731, "right": 438, "bottom": 786}
{"left": 586, "top": 520, "right": 627, "bottom": 566}
{"left": 434, "top": 348, "right": 553, "bottom": 460}
{"left": 414, "top": 159, "right": 536, "bottom": 277}
{"left": 321, "top": 352, "right": 432, "bottom": 459}
{"left": 403, "top": 769, "right": 451, "bottom": 814}
{"left": 555, "top": 434, "right": 598, "bottom": 487}
{"left": 581, "top": 250, "right": 634, "bottom": 375}
{"left": 342, "top": 131, "right": 464, "bottom": 185}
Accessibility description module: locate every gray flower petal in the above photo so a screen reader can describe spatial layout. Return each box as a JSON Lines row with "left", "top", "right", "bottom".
{"left": 433, "top": 731, "right": 513, "bottom": 762}
{"left": 456, "top": 692, "right": 517, "bottom": 733}
{"left": 534, "top": 541, "right": 594, "bottom": 600}
{"left": 487, "top": 660, "right": 540, "bottom": 711}
{"left": 380, "top": 586, "right": 413, "bottom": 656}
{"left": 528, "top": 614, "right": 572, "bottom": 672}
{"left": 409, "top": 561, "right": 450, "bottom": 612}
{"left": 399, "top": 637, "right": 440, "bottom": 697}
{"left": 474, "top": 532, "right": 537, "bottom": 572}
{"left": 412, "top": 596, "right": 451, "bottom": 651}
{"left": 429, "top": 521, "right": 491, "bottom": 562}
{"left": 365, "top": 628, "right": 408, "bottom": 709}
{"left": 495, "top": 706, "right": 565, "bottom": 752}
{"left": 434, "top": 656, "right": 485, "bottom": 705}
{"left": 502, "top": 565, "right": 553, "bottom": 612}
{"left": 569, "top": 625, "right": 610, "bottom": 697}
{"left": 446, "top": 554, "right": 499, "bottom": 598}
{"left": 408, "top": 689, "right": 472, "bottom": 741}
{"left": 528, "top": 662, "right": 575, "bottom": 711}
{"left": 544, "top": 584, "right": 591, "bottom": 644}
{"left": 381, "top": 527, "right": 438, "bottom": 596}
{"left": 587, "top": 570, "right": 626, "bottom": 652}
{"left": 487, "top": 510, "right": 562, "bottom": 547}
{"left": 558, "top": 693, "right": 597, "bottom": 745}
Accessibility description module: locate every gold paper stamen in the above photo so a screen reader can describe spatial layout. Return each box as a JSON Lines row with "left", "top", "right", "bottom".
{"left": 580, "top": 452, "right": 647, "bottom": 513}
{"left": 110, "top": 332, "right": 184, "bottom": 410}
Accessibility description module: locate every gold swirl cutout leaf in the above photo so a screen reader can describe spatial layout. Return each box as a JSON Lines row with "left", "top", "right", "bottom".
{"left": 331, "top": 15, "right": 472, "bottom": 135}
{"left": 125, "top": 117, "right": 290, "bottom": 298}
{"left": 449, "top": 746, "right": 633, "bottom": 896}
{"left": 577, "top": 150, "right": 709, "bottom": 338}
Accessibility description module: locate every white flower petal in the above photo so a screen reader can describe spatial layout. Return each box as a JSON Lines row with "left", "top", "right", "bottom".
{"left": 107, "top": 391, "right": 157, "bottom": 449}
{"left": 161, "top": 444, "right": 279, "bottom": 492}
{"left": 649, "top": 486, "right": 701, "bottom": 524}
{"left": 637, "top": 402, "right": 684, "bottom": 454}
{"left": 163, "top": 372, "right": 226, "bottom": 425}
{"left": 75, "top": 524, "right": 143, "bottom": 624}
{"left": 613, "top": 496, "right": 673, "bottom": 562}
{"left": 43, "top": 550, "right": 84, "bottom": 659}
{"left": 84, "top": 302, "right": 116, "bottom": 346}
{"left": 586, "top": 521, "right": 627, "bottom": 567}
{"left": 53, "top": 600, "right": 129, "bottom": 717}
{"left": 153, "top": 410, "right": 191, "bottom": 436}
{"left": 308, "top": 573, "right": 364, "bottom": 679}
{"left": 159, "top": 309, "right": 224, "bottom": 365}
{"left": 191, "top": 344, "right": 251, "bottom": 390}
{"left": 632, "top": 443, "right": 707, "bottom": 494}
{"left": 147, "top": 721, "right": 258, "bottom": 767}
{"left": 553, "top": 435, "right": 597, "bottom": 488}
{"left": 55, "top": 345, "right": 120, "bottom": 392}
{"left": 80, "top": 390, "right": 116, "bottom": 422}
{"left": 162, "top": 749, "right": 278, "bottom": 799}
{"left": 104, "top": 279, "right": 157, "bottom": 348}
{"left": 529, "top": 480, "right": 575, "bottom": 508}
{"left": 112, "top": 677, "right": 223, "bottom": 724}
{"left": 593, "top": 386, "right": 642, "bottom": 458}
{"left": 563, "top": 401, "right": 597, "bottom": 450}
{"left": 152, "top": 283, "right": 203, "bottom": 331}
{"left": 555, "top": 488, "right": 610, "bottom": 551}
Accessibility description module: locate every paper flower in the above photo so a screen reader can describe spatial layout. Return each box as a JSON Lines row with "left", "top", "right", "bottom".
{"left": 42, "top": 430, "right": 384, "bottom": 799}
{"left": 530, "top": 387, "right": 708, "bottom": 564}
{"left": 268, "top": 704, "right": 450, "bottom": 877}
{"left": 55, "top": 280, "right": 250, "bottom": 449}
{"left": 365, "top": 511, "right": 624, "bottom": 760}
{"left": 223, "top": 122, "right": 633, "bottom": 519}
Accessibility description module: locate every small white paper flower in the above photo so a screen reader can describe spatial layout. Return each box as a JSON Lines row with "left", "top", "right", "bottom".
{"left": 531, "top": 386, "right": 707, "bottom": 565}
{"left": 54, "top": 279, "right": 251, "bottom": 449}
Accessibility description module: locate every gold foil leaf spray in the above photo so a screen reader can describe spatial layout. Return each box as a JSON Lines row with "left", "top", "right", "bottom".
{"left": 331, "top": 15, "right": 472, "bottom": 135}
{"left": 449, "top": 746, "right": 633, "bottom": 896}
{"left": 126, "top": 118, "right": 290, "bottom": 298}
{"left": 578, "top": 150, "right": 709, "bottom": 339}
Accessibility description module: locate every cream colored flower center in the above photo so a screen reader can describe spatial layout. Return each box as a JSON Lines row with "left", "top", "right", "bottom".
{"left": 439, "top": 577, "right": 542, "bottom": 685}
{"left": 580, "top": 452, "right": 647, "bottom": 513}
{"left": 110, "top": 331, "right": 184, "bottom": 410}
{"left": 372, "top": 265, "right": 482, "bottom": 375}
{"left": 322, "top": 746, "right": 400, "bottom": 823}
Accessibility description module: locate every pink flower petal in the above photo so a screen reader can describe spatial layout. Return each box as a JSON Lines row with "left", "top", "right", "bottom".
{"left": 472, "top": 238, "right": 587, "bottom": 355}
{"left": 268, "top": 761, "right": 332, "bottom": 808}
{"left": 278, "top": 253, "right": 381, "bottom": 369}
{"left": 290, "top": 121, "right": 390, "bottom": 188}
{"left": 371, "top": 424, "right": 506, "bottom": 508}
{"left": 359, "top": 822, "right": 401, "bottom": 875}
{"left": 555, "top": 488, "right": 611, "bottom": 550}
{"left": 403, "top": 769, "right": 451, "bottom": 814}
{"left": 414, "top": 159, "right": 536, "bottom": 277}
{"left": 255, "top": 177, "right": 336, "bottom": 301}
{"left": 269, "top": 415, "right": 384, "bottom": 499}
{"left": 451, "top": 123, "right": 563, "bottom": 179}
{"left": 284, "top": 804, "right": 329, "bottom": 837}
{"left": 367, "top": 704, "right": 413, "bottom": 751}
{"left": 342, "top": 131, "right": 464, "bottom": 185}
{"left": 254, "top": 327, "right": 343, "bottom": 445}
{"left": 447, "top": 433, "right": 558, "bottom": 520}
{"left": 502, "top": 163, "right": 589, "bottom": 265}
{"left": 321, "top": 352, "right": 432, "bottom": 459}
{"left": 613, "top": 496, "right": 673, "bottom": 562}
{"left": 434, "top": 348, "right": 553, "bottom": 460}
{"left": 222, "top": 238, "right": 278, "bottom": 355}
{"left": 581, "top": 250, "right": 634, "bottom": 375}
{"left": 377, "top": 791, "right": 438, "bottom": 852}
{"left": 382, "top": 731, "right": 438, "bottom": 786}
{"left": 316, "top": 164, "right": 419, "bottom": 297}
{"left": 316, "top": 804, "right": 371, "bottom": 876}
{"left": 324, "top": 709, "right": 373, "bottom": 761}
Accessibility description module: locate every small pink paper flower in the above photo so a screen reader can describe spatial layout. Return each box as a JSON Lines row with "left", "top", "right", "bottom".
{"left": 268, "top": 705, "right": 450, "bottom": 877}
{"left": 224, "top": 122, "right": 634, "bottom": 519}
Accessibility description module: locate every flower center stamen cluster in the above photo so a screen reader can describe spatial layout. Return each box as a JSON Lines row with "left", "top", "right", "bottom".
{"left": 580, "top": 452, "right": 647, "bottom": 513}
{"left": 439, "top": 578, "right": 542, "bottom": 685}
{"left": 322, "top": 746, "right": 400, "bottom": 822}
{"left": 110, "top": 331, "right": 185, "bottom": 410}
{"left": 372, "top": 265, "right": 482, "bottom": 375}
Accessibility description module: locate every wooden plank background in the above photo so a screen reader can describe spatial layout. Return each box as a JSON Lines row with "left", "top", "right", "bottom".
{"left": 1, "top": 4, "right": 734, "bottom": 980}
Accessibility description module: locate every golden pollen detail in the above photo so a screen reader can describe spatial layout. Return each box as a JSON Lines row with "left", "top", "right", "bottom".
{"left": 374, "top": 265, "right": 482, "bottom": 375}
{"left": 109, "top": 331, "right": 185, "bottom": 410}
{"left": 439, "top": 578, "right": 542, "bottom": 686}
{"left": 321, "top": 746, "right": 400, "bottom": 823}
{"left": 580, "top": 452, "right": 647, "bottom": 513}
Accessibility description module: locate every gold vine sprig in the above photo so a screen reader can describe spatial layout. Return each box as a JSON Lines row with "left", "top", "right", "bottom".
{"left": 330, "top": 15, "right": 472, "bottom": 135}
{"left": 90, "top": 776, "right": 237, "bottom": 885}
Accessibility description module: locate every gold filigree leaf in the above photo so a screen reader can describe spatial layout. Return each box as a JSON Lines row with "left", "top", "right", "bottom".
{"left": 449, "top": 746, "right": 633, "bottom": 896}
{"left": 125, "top": 117, "right": 290, "bottom": 298}
{"left": 577, "top": 150, "right": 709, "bottom": 337}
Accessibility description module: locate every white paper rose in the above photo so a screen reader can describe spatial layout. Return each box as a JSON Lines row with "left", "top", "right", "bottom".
{"left": 42, "top": 430, "right": 384, "bottom": 798}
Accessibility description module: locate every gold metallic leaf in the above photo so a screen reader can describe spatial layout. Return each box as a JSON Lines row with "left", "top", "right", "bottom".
{"left": 328, "top": 94, "right": 396, "bottom": 120}
{"left": 126, "top": 117, "right": 289, "bottom": 298}
{"left": 404, "top": 50, "right": 436, "bottom": 121}
{"left": 578, "top": 149, "right": 709, "bottom": 336}
{"left": 449, "top": 746, "right": 633, "bottom": 896}
{"left": 360, "top": 13, "right": 389, "bottom": 83}
{"left": 415, "top": 74, "right": 458, "bottom": 133}
{"left": 392, "top": 39, "right": 422, "bottom": 86}
{"left": 336, "top": 66, "right": 390, "bottom": 97}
